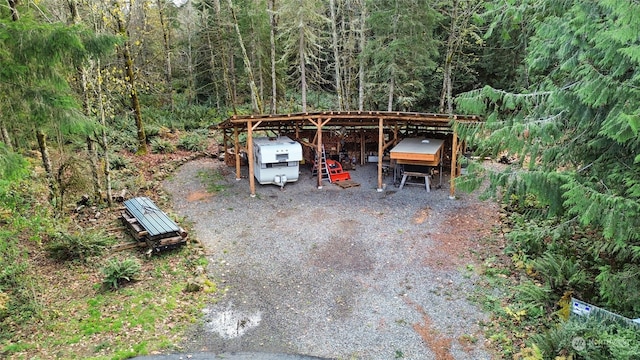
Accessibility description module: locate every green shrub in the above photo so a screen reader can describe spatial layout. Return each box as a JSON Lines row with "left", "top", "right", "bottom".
{"left": 533, "top": 251, "right": 589, "bottom": 292}
{"left": 109, "top": 130, "right": 139, "bottom": 153}
{"left": 144, "top": 124, "right": 161, "bottom": 138}
{"left": 532, "top": 316, "right": 640, "bottom": 359}
{"left": 101, "top": 257, "right": 141, "bottom": 290}
{"left": 46, "top": 230, "right": 114, "bottom": 262}
{"left": 109, "top": 154, "right": 131, "bottom": 170}
{"left": 177, "top": 133, "right": 208, "bottom": 152}
{"left": 150, "top": 138, "right": 176, "bottom": 154}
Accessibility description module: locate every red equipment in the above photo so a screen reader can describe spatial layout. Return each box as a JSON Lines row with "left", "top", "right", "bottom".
{"left": 326, "top": 159, "right": 351, "bottom": 182}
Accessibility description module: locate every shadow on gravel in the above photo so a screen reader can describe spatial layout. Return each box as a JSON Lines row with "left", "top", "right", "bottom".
{"left": 134, "top": 352, "right": 331, "bottom": 360}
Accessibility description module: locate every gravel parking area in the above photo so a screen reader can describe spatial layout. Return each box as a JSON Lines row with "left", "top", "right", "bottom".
{"left": 163, "top": 158, "right": 498, "bottom": 359}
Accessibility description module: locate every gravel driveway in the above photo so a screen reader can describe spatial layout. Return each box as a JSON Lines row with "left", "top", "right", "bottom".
{"left": 163, "top": 158, "right": 496, "bottom": 360}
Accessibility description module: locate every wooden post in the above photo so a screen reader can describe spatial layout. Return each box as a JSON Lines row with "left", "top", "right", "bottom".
{"left": 317, "top": 123, "right": 323, "bottom": 189}
{"left": 308, "top": 118, "right": 331, "bottom": 189}
{"left": 360, "top": 132, "right": 365, "bottom": 165}
{"left": 234, "top": 126, "right": 241, "bottom": 180}
{"left": 377, "top": 117, "right": 384, "bottom": 191}
{"left": 247, "top": 121, "right": 256, "bottom": 197}
{"left": 449, "top": 128, "right": 458, "bottom": 199}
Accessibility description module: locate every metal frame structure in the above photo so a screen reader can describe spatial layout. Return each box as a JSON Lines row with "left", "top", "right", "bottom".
{"left": 216, "top": 110, "right": 482, "bottom": 197}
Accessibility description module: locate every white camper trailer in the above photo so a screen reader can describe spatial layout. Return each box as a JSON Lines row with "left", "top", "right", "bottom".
{"left": 253, "top": 136, "right": 303, "bottom": 188}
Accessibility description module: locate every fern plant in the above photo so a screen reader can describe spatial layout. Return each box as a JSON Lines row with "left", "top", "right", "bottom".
{"left": 46, "top": 230, "right": 114, "bottom": 262}
{"left": 101, "top": 257, "right": 141, "bottom": 290}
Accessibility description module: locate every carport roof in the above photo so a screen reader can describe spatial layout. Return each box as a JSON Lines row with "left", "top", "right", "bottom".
{"left": 216, "top": 110, "right": 482, "bottom": 130}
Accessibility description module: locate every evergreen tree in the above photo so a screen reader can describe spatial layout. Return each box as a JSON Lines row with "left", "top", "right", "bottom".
{"left": 364, "top": 0, "right": 440, "bottom": 111}
{"left": 456, "top": 1, "right": 640, "bottom": 315}
{"left": 0, "top": 13, "right": 117, "bottom": 207}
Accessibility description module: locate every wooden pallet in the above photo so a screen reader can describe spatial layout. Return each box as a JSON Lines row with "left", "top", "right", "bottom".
{"left": 334, "top": 180, "right": 360, "bottom": 189}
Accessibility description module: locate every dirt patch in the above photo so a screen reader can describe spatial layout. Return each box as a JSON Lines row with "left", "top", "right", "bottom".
{"left": 310, "top": 236, "right": 374, "bottom": 273}
{"left": 187, "top": 190, "right": 213, "bottom": 202}
{"left": 425, "top": 202, "right": 501, "bottom": 270}
{"left": 413, "top": 206, "right": 431, "bottom": 224}
{"left": 405, "top": 297, "right": 455, "bottom": 360}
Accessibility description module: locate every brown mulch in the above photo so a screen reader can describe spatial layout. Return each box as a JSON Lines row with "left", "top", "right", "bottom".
{"left": 424, "top": 201, "right": 503, "bottom": 270}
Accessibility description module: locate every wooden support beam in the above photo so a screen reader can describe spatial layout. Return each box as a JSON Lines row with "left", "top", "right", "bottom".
{"left": 377, "top": 117, "right": 384, "bottom": 191}
{"left": 234, "top": 127, "right": 241, "bottom": 180}
{"left": 315, "top": 118, "right": 331, "bottom": 188}
{"left": 360, "top": 132, "right": 365, "bottom": 165}
{"left": 449, "top": 127, "right": 458, "bottom": 199}
{"left": 248, "top": 121, "right": 256, "bottom": 197}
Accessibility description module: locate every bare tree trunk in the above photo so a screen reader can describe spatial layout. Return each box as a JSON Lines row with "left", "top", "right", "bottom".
{"left": 157, "top": 0, "right": 175, "bottom": 110}
{"left": 358, "top": 1, "right": 366, "bottom": 111}
{"left": 439, "top": 1, "right": 457, "bottom": 114}
{"left": 86, "top": 136, "right": 103, "bottom": 202}
{"left": 97, "top": 60, "right": 113, "bottom": 207}
{"left": 0, "top": 123, "right": 12, "bottom": 151}
{"left": 268, "top": 0, "right": 277, "bottom": 114}
{"left": 36, "top": 129, "right": 57, "bottom": 202}
{"left": 67, "top": 0, "right": 80, "bottom": 23}
{"left": 387, "top": 75, "right": 394, "bottom": 111}
{"left": 300, "top": 25, "right": 307, "bottom": 112}
{"left": 115, "top": 16, "right": 147, "bottom": 154}
{"left": 213, "top": 0, "right": 236, "bottom": 113}
{"left": 227, "top": 0, "right": 263, "bottom": 113}
{"left": 387, "top": 0, "right": 399, "bottom": 111}
{"left": 8, "top": 0, "right": 20, "bottom": 21}
{"left": 330, "top": 0, "right": 343, "bottom": 110}
{"left": 80, "top": 63, "right": 104, "bottom": 202}
{"left": 185, "top": 1, "right": 195, "bottom": 105}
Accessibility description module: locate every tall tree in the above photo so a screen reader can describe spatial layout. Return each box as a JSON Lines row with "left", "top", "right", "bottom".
{"left": 365, "top": 0, "right": 440, "bottom": 111}
{"left": 226, "top": 0, "right": 262, "bottom": 113}
{"left": 437, "top": 0, "right": 483, "bottom": 114}
{"left": 156, "top": 0, "right": 175, "bottom": 110}
{"left": 108, "top": 0, "right": 147, "bottom": 155}
{"left": 456, "top": 0, "right": 640, "bottom": 316}
{"left": 357, "top": 0, "right": 366, "bottom": 111}
{"left": 1, "top": 9, "right": 116, "bottom": 205}
{"left": 268, "top": 0, "right": 277, "bottom": 113}
{"left": 278, "top": 0, "right": 329, "bottom": 112}
{"left": 329, "top": 0, "right": 343, "bottom": 110}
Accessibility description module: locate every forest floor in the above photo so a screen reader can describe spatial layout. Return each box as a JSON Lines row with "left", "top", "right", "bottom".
{"left": 161, "top": 157, "right": 506, "bottom": 359}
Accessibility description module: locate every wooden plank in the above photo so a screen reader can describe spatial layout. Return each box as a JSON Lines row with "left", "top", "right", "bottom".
{"left": 334, "top": 180, "right": 360, "bottom": 188}
{"left": 396, "top": 159, "right": 440, "bottom": 167}
{"left": 390, "top": 151, "right": 439, "bottom": 162}
{"left": 390, "top": 138, "right": 444, "bottom": 165}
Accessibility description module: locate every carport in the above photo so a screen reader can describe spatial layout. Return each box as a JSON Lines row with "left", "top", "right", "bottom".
{"left": 216, "top": 111, "right": 482, "bottom": 197}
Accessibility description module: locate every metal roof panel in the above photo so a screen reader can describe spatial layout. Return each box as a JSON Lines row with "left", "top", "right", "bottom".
{"left": 123, "top": 197, "right": 180, "bottom": 237}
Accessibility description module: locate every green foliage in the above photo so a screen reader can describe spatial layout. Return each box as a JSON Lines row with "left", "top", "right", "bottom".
{"left": 595, "top": 265, "right": 640, "bottom": 316}
{"left": 177, "top": 132, "right": 208, "bottom": 152}
{"left": 109, "top": 153, "right": 131, "bottom": 170}
{"left": 532, "top": 316, "right": 640, "bottom": 360}
{"left": 101, "top": 257, "right": 142, "bottom": 290}
{"left": 45, "top": 229, "right": 115, "bottom": 262}
{"left": 0, "top": 144, "right": 28, "bottom": 186}
{"left": 456, "top": 0, "right": 640, "bottom": 316}
{"left": 150, "top": 138, "right": 176, "bottom": 154}
{"left": 457, "top": 1, "right": 640, "bottom": 356}
{"left": 533, "top": 252, "right": 589, "bottom": 293}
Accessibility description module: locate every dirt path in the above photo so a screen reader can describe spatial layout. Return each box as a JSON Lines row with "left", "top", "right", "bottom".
{"left": 163, "top": 158, "right": 499, "bottom": 359}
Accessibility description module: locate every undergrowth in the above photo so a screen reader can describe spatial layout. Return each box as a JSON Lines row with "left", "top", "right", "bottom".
{"left": 471, "top": 194, "right": 640, "bottom": 359}
{"left": 1, "top": 142, "right": 214, "bottom": 359}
